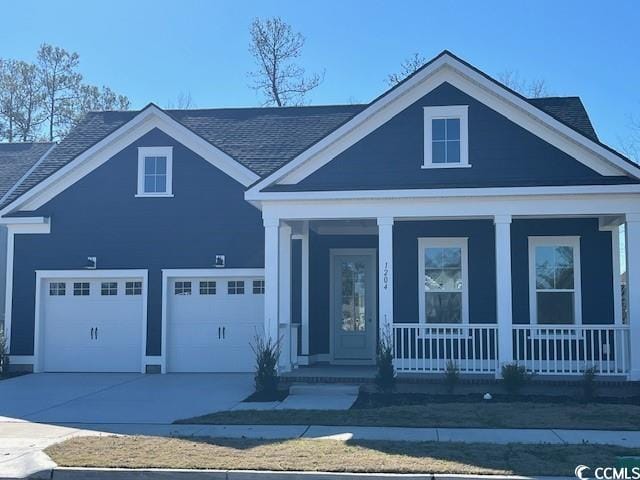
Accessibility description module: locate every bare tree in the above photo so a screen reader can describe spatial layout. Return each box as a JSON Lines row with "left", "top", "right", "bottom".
{"left": 37, "top": 44, "right": 82, "bottom": 141}
{"left": 249, "top": 17, "right": 322, "bottom": 106}
{"left": 620, "top": 115, "right": 640, "bottom": 163}
{"left": 387, "top": 53, "right": 427, "bottom": 86}
{"left": 167, "top": 91, "right": 195, "bottom": 109}
{"left": 498, "top": 70, "right": 551, "bottom": 98}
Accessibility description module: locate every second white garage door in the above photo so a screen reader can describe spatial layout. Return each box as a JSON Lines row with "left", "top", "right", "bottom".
{"left": 166, "top": 273, "right": 264, "bottom": 372}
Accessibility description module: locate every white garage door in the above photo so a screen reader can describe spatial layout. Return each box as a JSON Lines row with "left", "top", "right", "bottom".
{"left": 167, "top": 275, "right": 264, "bottom": 372}
{"left": 41, "top": 276, "right": 144, "bottom": 372}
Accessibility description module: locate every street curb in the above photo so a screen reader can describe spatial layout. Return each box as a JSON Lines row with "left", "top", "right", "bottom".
{"left": 50, "top": 467, "right": 576, "bottom": 480}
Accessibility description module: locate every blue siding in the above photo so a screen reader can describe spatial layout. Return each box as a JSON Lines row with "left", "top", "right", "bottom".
{"left": 393, "top": 220, "right": 497, "bottom": 323}
{"left": 292, "top": 83, "right": 633, "bottom": 190}
{"left": 10, "top": 128, "right": 264, "bottom": 356}
{"left": 511, "top": 218, "right": 614, "bottom": 325}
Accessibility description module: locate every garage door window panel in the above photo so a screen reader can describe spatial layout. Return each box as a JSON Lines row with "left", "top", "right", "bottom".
{"left": 49, "top": 282, "right": 66, "bottom": 296}
{"left": 125, "top": 281, "right": 142, "bottom": 295}
{"left": 199, "top": 281, "right": 216, "bottom": 295}
{"left": 228, "top": 281, "right": 244, "bottom": 295}
{"left": 253, "top": 280, "right": 265, "bottom": 294}
{"left": 73, "top": 282, "right": 90, "bottom": 296}
{"left": 175, "top": 281, "right": 192, "bottom": 295}
{"left": 101, "top": 282, "right": 118, "bottom": 296}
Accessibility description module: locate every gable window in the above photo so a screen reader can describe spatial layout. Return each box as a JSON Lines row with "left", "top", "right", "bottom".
{"left": 529, "top": 237, "right": 581, "bottom": 325}
{"left": 423, "top": 105, "right": 469, "bottom": 168}
{"left": 101, "top": 282, "right": 118, "bottom": 296}
{"left": 174, "top": 281, "right": 192, "bottom": 295}
{"left": 73, "top": 282, "right": 90, "bottom": 296}
{"left": 137, "top": 146, "right": 173, "bottom": 197}
{"left": 418, "top": 238, "right": 469, "bottom": 324}
{"left": 49, "top": 282, "right": 66, "bottom": 296}
{"left": 228, "top": 280, "right": 244, "bottom": 295}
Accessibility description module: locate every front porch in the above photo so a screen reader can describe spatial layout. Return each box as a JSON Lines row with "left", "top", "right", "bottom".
{"left": 263, "top": 208, "right": 639, "bottom": 381}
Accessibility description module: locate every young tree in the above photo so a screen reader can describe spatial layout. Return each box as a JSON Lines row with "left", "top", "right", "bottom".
{"left": 387, "top": 52, "right": 427, "bottom": 86}
{"left": 498, "top": 70, "right": 551, "bottom": 98}
{"left": 249, "top": 17, "right": 322, "bottom": 106}
{"left": 621, "top": 116, "right": 640, "bottom": 163}
{"left": 37, "top": 43, "right": 82, "bottom": 141}
{"left": 14, "top": 61, "right": 45, "bottom": 141}
{"left": 0, "top": 59, "right": 21, "bottom": 142}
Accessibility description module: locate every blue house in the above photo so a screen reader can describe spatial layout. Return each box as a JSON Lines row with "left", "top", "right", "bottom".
{"left": 1, "top": 51, "right": 639, "bottom": 380}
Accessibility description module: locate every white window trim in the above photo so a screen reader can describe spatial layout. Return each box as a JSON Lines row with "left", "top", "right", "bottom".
{"left": 423, "top": 105, "right": 470, "bottom": 169}
{"left": 418, "top": 237, "right": 469, "bottom": 324}
{"left": 136, "top": 146, "right": 174, "bottom": 197}
{"left": 528, "top": 236, "right": 582, "bottom": 325}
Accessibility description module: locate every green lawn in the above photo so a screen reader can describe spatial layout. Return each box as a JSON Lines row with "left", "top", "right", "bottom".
{"left": 177, "top": 401, "right": 640, "bottom": 430}
{"left": 46, "top": 436, "right": 640, "bottom": 476}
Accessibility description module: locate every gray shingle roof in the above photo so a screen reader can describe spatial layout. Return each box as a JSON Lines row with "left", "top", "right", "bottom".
{"left": 0, "top": 104, "right": 366, "bottom": 209}
{"left": 0, "top": 96, "right": 605, "bottom": 210}
{"left": 0, "top": 142, "right": 55, "bottom": 203}
{"left": 528, "top": 96, "right": 598, "bottom": 142}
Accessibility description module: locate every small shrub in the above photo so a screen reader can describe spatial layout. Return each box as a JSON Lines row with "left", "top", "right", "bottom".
{"left": 582, "top": 365, "right": 598, "bottom": 401}
{"left": 375, "top": 331, "right": 396, "bottom": 394}
{"left": 444, "top": 360, "right": 460, "bottom": 393}
{"left": 0, "top": 325, "right": 8, "bottom": 376}
{"left": 501, "top": 363, "right": 529, "bottom": 395}
{"left": 251, "top": 335, "right": 280, "bottom": 396}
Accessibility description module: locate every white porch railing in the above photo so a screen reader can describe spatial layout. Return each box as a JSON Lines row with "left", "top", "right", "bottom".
{"left": 392, "top": 323, "right": 631, "bottom": 376}
{"left": 392, "top": 323, "right": 499, "bottom": 374}
{"left": 512, "top": 325, "right": 631, "bottom": 376}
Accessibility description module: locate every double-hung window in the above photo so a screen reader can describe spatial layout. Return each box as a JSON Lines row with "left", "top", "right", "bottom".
{"left": 423, "top": 106, "right": 469, "bottom": 168}
{"left": 418, "top": 238, "right": 469, "bottom": 324}
{"left": 529, "top": 237, "right": 581, "bottom": 325}
{"left": 137, "top": 147, "right": 173, "bottom": 197}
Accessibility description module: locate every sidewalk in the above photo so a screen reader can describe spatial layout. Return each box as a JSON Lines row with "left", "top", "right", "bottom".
{"left": 2, "top": 420, "right": 639, "bottom": 478}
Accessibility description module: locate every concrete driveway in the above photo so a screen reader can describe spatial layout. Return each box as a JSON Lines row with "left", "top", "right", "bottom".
{"left": 0, "top": 372, "right": 253, "bottom": 424}
{"left": 0, "top": 373, "right": 254, "bottom": 478}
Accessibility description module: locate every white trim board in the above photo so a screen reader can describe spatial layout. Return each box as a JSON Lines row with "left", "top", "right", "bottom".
{"left": 0, "top": 105, "right": 260, "bottom": 216}
{"left": 3, "top": 219, "right": 51, "bottom": 354}
{"left": 33, "top": 269, "right": 149, "bottom": 373}
{"left": 246, "top": 53, "right": 639, "bottom": 195}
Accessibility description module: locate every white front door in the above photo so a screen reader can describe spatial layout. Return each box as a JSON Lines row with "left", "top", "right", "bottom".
{"left": 166, "top": 275, "right": 264, "bottom": 372}
{"left": 41, "top": 277, "right": 144, "bottom": 372}
{"left": 331, "top": 249, "right": 376, "bottom": 364}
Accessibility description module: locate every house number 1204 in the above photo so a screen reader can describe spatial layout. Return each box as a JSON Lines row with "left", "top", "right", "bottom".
{"left": 383, "top": 262, "right": 389, "bottom": 290}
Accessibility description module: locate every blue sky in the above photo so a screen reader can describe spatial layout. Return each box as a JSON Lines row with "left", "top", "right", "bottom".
{"left": 1, "top": 0, "right": 638, "bottom": 151}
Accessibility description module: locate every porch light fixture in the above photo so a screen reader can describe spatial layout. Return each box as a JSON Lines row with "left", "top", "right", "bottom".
{"left": 214, "top": 255, "right": 225, "bottom": 268}
{"left": 85, "top": 256, "right": 97, "bottom": 269}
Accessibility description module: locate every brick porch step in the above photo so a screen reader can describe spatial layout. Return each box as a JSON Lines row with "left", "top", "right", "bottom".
{"left": 288, "top": 383, "right": 360, "bottom": 396}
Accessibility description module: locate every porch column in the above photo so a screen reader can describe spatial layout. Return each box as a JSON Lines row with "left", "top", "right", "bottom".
{"left": 378, "top": 217, "right": 394, "bottom": 341}
{"left": 626, "top": 213, "right": 640, "bottom": 380}
{"left": 300, "top": 221, "right": 310, "bottom": 365}
{"left": 494, "top": 214, "right": 513, "bottom": 377}
{"left": 263, "top": 217, "right": 280, "bottom": 345}
{"left": 278, "top": 223, "right": 293, "bottom": 372}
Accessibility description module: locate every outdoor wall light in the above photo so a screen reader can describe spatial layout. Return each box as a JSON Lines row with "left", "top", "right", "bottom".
{"left": 214, "top": 255, "right": 225, "bottom": 268}
{"left": 86, "top": 256, "right": 97, "bottom": 269}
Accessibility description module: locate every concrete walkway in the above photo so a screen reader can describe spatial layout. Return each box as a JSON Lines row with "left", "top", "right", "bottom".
{"left": 2, "top": 420, "right": 638, "bottom": 479}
